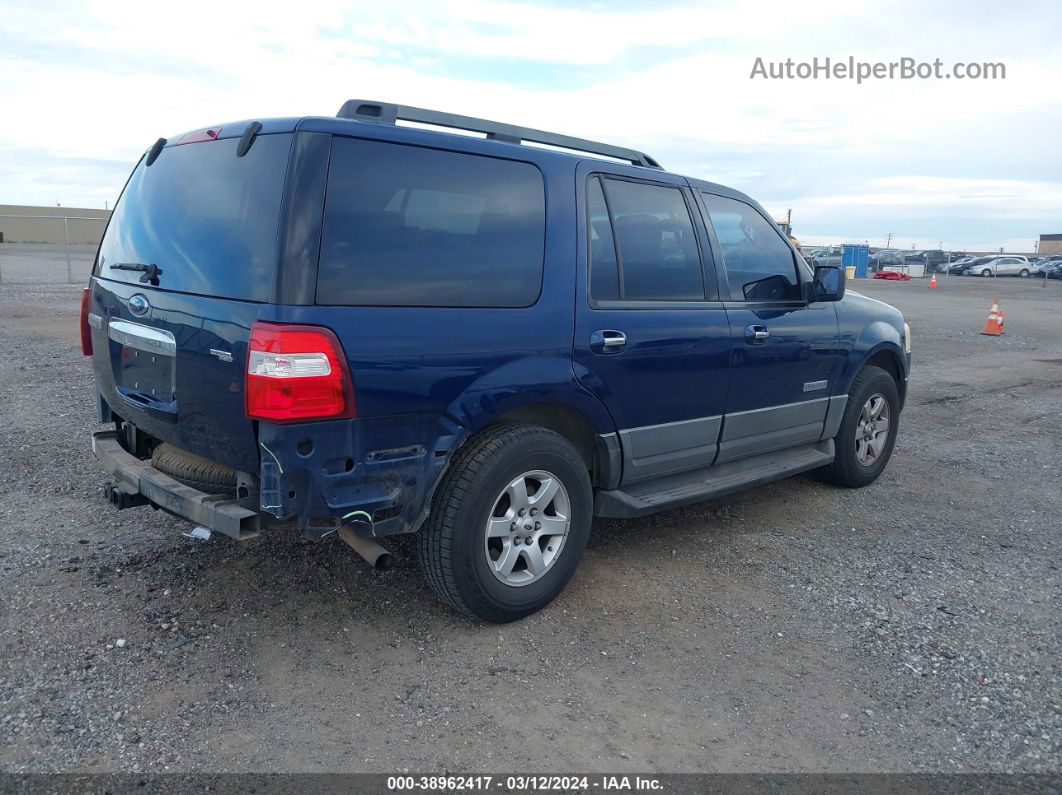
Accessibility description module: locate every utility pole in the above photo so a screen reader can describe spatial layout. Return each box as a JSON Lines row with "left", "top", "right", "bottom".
{"left": 886, "top": 232, "right": 892, "bottom": 248}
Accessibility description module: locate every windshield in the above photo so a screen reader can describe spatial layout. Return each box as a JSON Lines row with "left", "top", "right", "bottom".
{"left": 96, "top": 133, "right": 293, "bottom": 302}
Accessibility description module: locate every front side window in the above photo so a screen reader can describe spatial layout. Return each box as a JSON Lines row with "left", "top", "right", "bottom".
{"left": 318, "top": 138, "right": 545, "bottom": 307}
{"left": 702, "top": 193, "right": 803, "bottom": 302}
{"left": 588, "top": 177, "right": 705, "bottom": 302}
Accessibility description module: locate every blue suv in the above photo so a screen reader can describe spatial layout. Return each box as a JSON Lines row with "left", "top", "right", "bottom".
{"left": 83, "top": 100, "right": 911, "bottom": 622}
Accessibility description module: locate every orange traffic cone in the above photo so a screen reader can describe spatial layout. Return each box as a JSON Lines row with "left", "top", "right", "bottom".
{"left": 929, "top": 273, "right": 938, "bottom": 288}
{"left": 981, "top": 299, "right": 1004, "bottom": 336}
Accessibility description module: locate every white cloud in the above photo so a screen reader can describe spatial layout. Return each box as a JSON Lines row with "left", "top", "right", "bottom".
{"left": 0, "top": 0, "right": 1059, "bottom": 249}
{"left": 793, "top": 176, "right": 1062, "bottom": 219}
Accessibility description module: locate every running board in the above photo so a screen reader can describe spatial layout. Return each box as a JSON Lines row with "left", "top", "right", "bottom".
{"left": 594, "top": 440, "right": 835, "bottom": 519}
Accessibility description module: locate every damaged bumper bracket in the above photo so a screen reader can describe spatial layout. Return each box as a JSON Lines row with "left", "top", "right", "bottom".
{"left": 91, "top": 430, "right": 260, "bottom": 540}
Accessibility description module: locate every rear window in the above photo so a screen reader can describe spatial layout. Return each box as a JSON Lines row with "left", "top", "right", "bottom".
{"left": 317, "top": 137, "right": 545, "bottom": 307}
{"left": 96, "top": 134, "right": 292, "bottom": 302}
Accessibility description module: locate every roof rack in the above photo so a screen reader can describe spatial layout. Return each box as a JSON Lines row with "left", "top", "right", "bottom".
{"left": 336, "top": 99, "right": 662, "bottom": 169}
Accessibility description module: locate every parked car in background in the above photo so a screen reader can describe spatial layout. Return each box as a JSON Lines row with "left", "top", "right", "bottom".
{"left": 949, "top": 256, "right": 990, "bottom": 274}
{"left": 875, "top": 250, "right": 906, "bottom": 267}
{"left": 905, "top": 250, "right": 949, "bottom": 269}
{"left": 964, "top": 255, "right": 1033, "bottom": 277}
{"left": 942, "top": 256, "right": 974, "bottom": 273}
{"left": 1036, "top": 261, "right": 1062, "bottom": 279}
{"left": 810, "top": 246, "right": 845, "bottom": 267}
{"left": 932, "top": 252, "right": 968, "bottom": 272}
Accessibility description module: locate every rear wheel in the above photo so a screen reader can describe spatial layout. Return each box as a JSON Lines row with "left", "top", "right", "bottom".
{"left": 417, "top": 424, "right": 592, "bottom": 622}
{"left": 816, "top": 366, "right": 900, "bottom": 488}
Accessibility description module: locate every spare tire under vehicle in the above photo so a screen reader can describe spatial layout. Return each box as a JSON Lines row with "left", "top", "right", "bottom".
{"left": 151, "top": 443, "right": 238, "bottom": 495}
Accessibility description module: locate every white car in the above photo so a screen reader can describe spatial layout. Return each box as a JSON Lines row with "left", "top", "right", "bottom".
{"left": 964, "top": 256, "right": 1034, "bottom": 277}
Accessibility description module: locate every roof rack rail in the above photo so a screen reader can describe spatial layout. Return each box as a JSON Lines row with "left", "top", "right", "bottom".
{"left": 336, "top": 99, "right": 662, "bottom": 170}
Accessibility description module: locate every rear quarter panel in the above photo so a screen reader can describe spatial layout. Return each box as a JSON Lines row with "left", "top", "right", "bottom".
{"left": 254, "top": 139, "right": 616, "bottom": 533}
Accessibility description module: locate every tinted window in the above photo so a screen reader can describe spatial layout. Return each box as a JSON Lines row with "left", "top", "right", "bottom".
{"left": 587, "top": 177, "right": 620, "bottom": 301}
{"left": 591, "top": 178, "right": 704, "bottom": 301}
{"left": 318, "top": 138, "right": 545, "bottom": 307}
{"left": 96, "top": 134, "right": 292, "bottom": 302}
{"left": 703, "top": 193, "right": 802, "bottom": 302}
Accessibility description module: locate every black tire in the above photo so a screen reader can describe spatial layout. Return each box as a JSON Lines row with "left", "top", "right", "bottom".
{"left": 816, "top": 366, "right": 900, "bottom": 488}
{"left": 1019, "top": 269, "right": 1030, "bottom": 277}
{"left": 151, "top": 443, "right": 237, "bottom": 495}
{"left": 417, "top": 423, "right": 592, "bottom": 623}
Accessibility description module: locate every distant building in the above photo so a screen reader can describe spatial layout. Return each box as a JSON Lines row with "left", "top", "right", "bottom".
{"left": 0, "top": 205, "right": 110, "bottom": 245}
{"left": 1038, "top": 234, "right": 1062, "bottom": 255}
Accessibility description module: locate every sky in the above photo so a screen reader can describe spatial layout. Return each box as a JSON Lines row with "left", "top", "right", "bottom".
{"left": 1, "top": 0, "right": 1060, "bottom": 252}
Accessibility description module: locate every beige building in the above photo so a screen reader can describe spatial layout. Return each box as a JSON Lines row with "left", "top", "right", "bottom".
{"left": 1038, "top": 234, "right": 1062, "bottom": 256}
{"left": 0, "top": 205, "right": 111, "bottom": 245}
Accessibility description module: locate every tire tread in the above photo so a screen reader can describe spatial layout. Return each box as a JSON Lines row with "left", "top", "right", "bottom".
{"left": 417, "top": 423, "right": 585, "bottom": 620}
{"left": 816, "top": 365, "right": 898, "bottom": 488}
{"left": 151, "top": 443, "right": 237, "bottom": 495}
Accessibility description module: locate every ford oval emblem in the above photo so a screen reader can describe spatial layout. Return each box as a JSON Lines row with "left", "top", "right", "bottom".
{"left": 128, "top": 294, "right": 150, "bottom": 316}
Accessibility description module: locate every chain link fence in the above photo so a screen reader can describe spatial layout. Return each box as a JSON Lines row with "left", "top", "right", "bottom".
{"left": 0, "top": 214, "right": 109, "bottom": 284}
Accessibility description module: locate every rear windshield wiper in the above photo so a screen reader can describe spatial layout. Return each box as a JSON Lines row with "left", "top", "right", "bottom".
{"left": 110, "top": 262, "right": 164, "bottom": 285}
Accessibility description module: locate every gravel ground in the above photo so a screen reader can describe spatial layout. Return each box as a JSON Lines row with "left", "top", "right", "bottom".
{"left": 0, "top": 274, "right": 1059, "bottom": 774}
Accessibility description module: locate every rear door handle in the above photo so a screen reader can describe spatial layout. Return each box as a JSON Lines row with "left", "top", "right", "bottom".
{"left": 590, "top": 329, "right": 627, "bottom": 354}
{"left": 745, "top": 324, "right": 769, "bottom": 345}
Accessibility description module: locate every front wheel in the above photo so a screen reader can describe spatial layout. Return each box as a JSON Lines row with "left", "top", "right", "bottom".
{"left": 1019, "top": 269, "right": 1030, "bottom": 277}
{"left": 417, "top": 424, "right": 592, "bottom": 623}
{"left": 981, "top": 269, "right": 992, "bottom": 277}
{"left": 816, "top": 366, "right": 900, "bottom": 488}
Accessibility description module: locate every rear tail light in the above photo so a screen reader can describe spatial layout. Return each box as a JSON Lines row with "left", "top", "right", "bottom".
{"left": 79, "top": 287, "right": 93, "bottom": 356}
{"left": 245, "top": 322, "right": 356, "bottom": 423}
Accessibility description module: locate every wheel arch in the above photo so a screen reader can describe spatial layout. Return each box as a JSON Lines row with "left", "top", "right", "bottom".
{"left": 486, "top": 402, "right": 618, "bottom": 487}
{"left": 857, "top": 344, "right": 907, "bottom": 408}
{"left": 441, "top": 356, "right": 620, "bottom": 487}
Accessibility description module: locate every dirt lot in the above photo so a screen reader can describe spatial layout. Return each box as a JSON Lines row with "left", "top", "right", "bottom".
{"left": 0, "top": 269, "right": 1059, "bottom": 774}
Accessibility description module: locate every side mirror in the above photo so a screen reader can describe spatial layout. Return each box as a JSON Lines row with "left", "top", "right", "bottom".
{"left": 811, "top": 265, "right": 846, "bottom": 302}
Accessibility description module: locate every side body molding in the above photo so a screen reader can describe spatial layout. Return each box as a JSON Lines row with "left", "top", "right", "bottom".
{"left": 619, "top": 416, "right": 722, "bottom": 484}
{"left": 716, "top": 397, "right": 830, "bottom": 464}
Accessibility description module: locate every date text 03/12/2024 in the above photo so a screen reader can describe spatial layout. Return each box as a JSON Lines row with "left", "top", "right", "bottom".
{"left": 386, "top": 775, "right": 664, "bottom": 791}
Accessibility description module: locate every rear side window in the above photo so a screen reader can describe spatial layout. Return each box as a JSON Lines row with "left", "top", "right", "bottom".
{"left": 318, "top": 138, "right": 545, "bottom": 307}
{"left": 589, "top": 177, "right": 705, "bottom": 302}
{"left": 587, "top": 178, "right": 620, "bottom": 300}
{"left": 701, "top": 193, "right": 802, "bottom": 302}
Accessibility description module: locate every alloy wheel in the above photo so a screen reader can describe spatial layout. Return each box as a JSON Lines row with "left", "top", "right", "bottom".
{"left": 484, "top": 470, "right": 570, "bottom": 587}
{"left": 855, "top": 393, "right": 891, "bottom": 467}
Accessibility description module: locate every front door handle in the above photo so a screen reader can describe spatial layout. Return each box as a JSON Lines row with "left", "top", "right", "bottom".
{"left": 745, "top": 324, "right": 770, "bottom": 345}
{"left": 590, "top": 329, "right": 627, "bottom": 354}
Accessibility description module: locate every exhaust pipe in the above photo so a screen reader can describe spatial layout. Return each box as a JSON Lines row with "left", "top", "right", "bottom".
{"left": 338, "top": 525, "right": 393, "bottom": 571}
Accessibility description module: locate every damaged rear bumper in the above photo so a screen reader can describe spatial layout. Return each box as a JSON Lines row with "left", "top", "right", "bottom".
{"left": 91, "top": 430, "right": 260, "bottom": 540}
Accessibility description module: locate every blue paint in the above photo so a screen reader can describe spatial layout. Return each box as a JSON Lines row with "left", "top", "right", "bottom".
{"left": 85, "top": 110, "right": 908, "bottom": 536}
